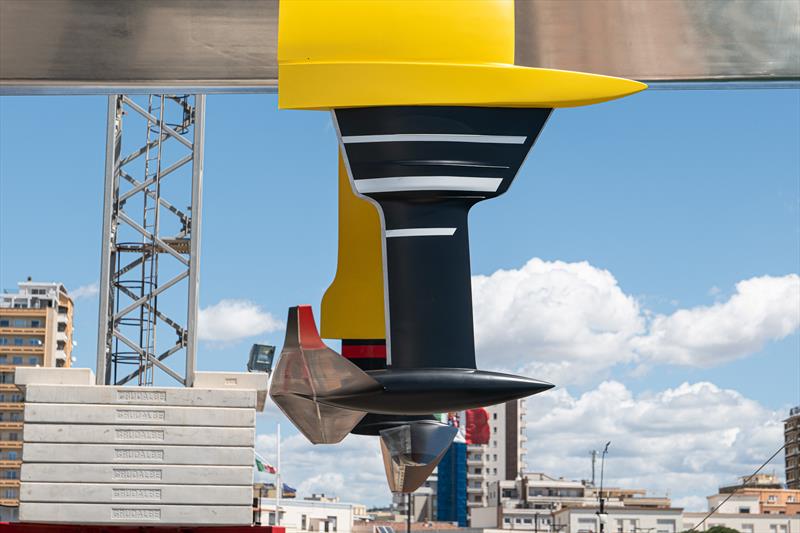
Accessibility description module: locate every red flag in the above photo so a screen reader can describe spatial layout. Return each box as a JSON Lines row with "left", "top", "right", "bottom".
{"left": 465, "top": 408, "right": 490, "bottom": 445}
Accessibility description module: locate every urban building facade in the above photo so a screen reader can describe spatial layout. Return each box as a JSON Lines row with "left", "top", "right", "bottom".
{"left": 0, "top": 280, "right": 73, "bottom": 520}
{"left": 259, "top": 497, "right": 361, "bottom": 533}
{"left": 786, "top": 407, "right": 799, "bottom": 489}
{"left": 554, "top": 506, "right": 683, "bottom": 533}
{"left": 718, "top": 474, "right": 800, "bottom": 515}
{"left": 467, "top": 400, "right": 527, "bottom": 509}
{"left": 474, "top": 473, "right": 670, "bottom": 530}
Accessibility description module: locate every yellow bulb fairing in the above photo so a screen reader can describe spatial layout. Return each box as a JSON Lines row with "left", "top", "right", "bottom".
{"left": 278, "top": 62, "right": 646, "bottom": 110}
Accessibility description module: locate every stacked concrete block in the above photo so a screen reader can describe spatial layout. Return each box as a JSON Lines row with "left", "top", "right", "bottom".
{"left": 17, "top": 369, "right": 265, "bottom": 526}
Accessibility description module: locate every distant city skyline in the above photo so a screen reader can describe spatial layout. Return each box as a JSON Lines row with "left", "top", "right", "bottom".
{"left": 1, "top": 88, "right": 798, "bottom": 508}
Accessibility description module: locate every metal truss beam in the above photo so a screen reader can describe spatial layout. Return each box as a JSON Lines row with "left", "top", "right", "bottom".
{"left": 96, "top": 94, "right": 205, "bottom": 387}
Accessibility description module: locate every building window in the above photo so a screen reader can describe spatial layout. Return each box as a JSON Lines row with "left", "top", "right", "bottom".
{"left": 28, "top": 357, "right": 38, "bottom": 365}
{"left": 28, "top": 338, "right": 41, "bottom": 346}
{"left": 504, "top": 518, "right": 511, "bottom": 524}
{"left": 8, "top": 433, "right": 19, "bottom": 441}
{"left": 12, "top": 357, "right": 22, "bottom": 365}
{"left": 4, "top": 489, "right": 15, "bottom": 499}
{"left": 739, "top": 507, "right": 750, "bottom": 514}
{"left": 13, "top": 338, "right": 23, "bottom": 346}
{"left": 768, "top": 495, "right": 777, "bottom": 503}
{"left": 0, "top": 338, "right": 6, "bottom": 345}
{"left": 0, "top": 320, "right": 8, "bottom": 327}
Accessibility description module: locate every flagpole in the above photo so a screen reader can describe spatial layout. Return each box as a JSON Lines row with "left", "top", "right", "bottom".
{"left": 276, "top": 422, "right": 281, "bottom": 526}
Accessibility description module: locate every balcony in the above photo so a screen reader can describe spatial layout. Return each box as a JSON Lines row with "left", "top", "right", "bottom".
{"left": 0, "top": 480, "right": 20, "bottom": 488}
{"left": 0, "top": 498, "right": 19, "bottom": 507}
{"left": 0, "top": 403, "right": 24, "bottom": 411}
{"left": 0, "top": 345, "right": 44, "bottom": 354}
{"left": 0, "top": 327, "right": 46, "bottom": 336}
{"left": 0, "top": 423, "right": 23, "bottom": 431}
{"left": 0, "top": 384, "right": 18, "bottom": 392}
{"left": 0, "top": 441, "right": 22, "bottom": 450}
{"left": 0, "top": 460, "right": 21, "bottom": 469}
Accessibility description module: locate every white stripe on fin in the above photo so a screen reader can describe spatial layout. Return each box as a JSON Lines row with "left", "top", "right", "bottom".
{"left": 341, "top": 134, "right": 526, "bottom": 144}
{"left": 355, "top": 176, "right": 502, "bottom": 194}
{"left": 386, "top": 228, "right": 457, "bottom": 238}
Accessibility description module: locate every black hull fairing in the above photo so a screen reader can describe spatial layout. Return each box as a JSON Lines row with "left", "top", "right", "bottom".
{"left": 333, "top": 106, "right": 554, "bottom": 410}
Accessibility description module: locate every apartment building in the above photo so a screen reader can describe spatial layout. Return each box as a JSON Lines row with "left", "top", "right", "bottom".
{"left": 473, "top": 473, "right": 670, "bottom": 530}
{"left": 467, "top": 400, "right": 527, "bottom": 510}
{"left": 0, "top": 280, "right": 73, "bottom": 520}
{"left": 717, "top": 474, "right": 800, "bottom": 515}
{"left": 786, "top": 407, "right": 799, "bottom": 489}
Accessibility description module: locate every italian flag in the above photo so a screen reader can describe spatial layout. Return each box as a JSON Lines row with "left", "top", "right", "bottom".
{"left": 255, "top": 452, "right": 277, "bottom": 474}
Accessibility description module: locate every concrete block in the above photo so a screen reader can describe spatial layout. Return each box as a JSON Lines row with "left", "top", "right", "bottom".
{"left": 19, "top": 503, "right": 252, "bottom": 525}
{"left": 20, "top": 482, "right": 251, "bottom": 505}
{"left": 25, "top": 384, "right": 256, "bottom": 408}
{"left": 23, "top": 423, "right": 255, "bottom": 446}
{"left": 194, "top": 371, "right": 269, "bottom": 411}
{"left": 23, "top": 443, "right": 254, "bottom": 466}
{"left": 21, "top": 463, "right": 253, "bottom": 485}
{"left": 14, "top": 367, "right": 94, "bottom": 386}
{"left": 25, "top": 403, "right": 255, "bottom": 427}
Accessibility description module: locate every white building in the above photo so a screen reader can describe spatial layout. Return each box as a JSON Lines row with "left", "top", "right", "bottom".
{"left": 260, "top": 497, "right": 361, "bottom": 533}
{"left": 683, "top": 512, "right": 799, "bottom": 533}
{"left": 553, "top": 506, "right": 683, "bottom": 533}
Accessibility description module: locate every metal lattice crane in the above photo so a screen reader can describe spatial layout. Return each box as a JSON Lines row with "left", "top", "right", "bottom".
{"left": 95, "top": 94, "right": 205, "bottom": 387}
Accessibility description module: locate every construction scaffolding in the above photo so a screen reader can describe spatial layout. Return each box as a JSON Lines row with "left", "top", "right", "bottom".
{"left": 95, "top": 94, "right": 205, "bottom": 387}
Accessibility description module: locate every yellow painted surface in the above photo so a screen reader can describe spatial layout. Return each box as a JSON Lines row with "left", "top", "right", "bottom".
{"left": 279, "top": 0, "right": 515, "bottom": 66}
{"left": 279, "top": 62, "right": 646, "bottom": 110}
{"left": 277, "top": 0, "right": 646, "bottom": 110}
{"left": 320, "top": 152, "right": 386, "bottom": 340}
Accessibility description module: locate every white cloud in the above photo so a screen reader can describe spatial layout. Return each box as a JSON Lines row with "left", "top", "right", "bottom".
{"left": 633, "top": 274, "right": 800, "bottom": 366}
{"left": 471, "top": 259, "right": 799, "bottom": 384}
{"left": 473, "top": 258, "right": 644, "bottom": 384}
{"left": 70, "top": 282, "right": 99, "bottom": 300}
{"left": 198, "top": 299, "right": 283, "bottom": 342}
{"left": 524, "top": 381, "right": 785, "bottom": 509}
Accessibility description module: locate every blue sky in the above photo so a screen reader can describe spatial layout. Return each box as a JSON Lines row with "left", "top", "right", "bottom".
{"left": 1, "top": 89, "right": 798, "bottom": 507}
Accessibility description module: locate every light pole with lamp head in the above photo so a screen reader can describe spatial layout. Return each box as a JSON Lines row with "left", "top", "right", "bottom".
{"left": 598, "top": 442, "right": 611, "bottom": 533}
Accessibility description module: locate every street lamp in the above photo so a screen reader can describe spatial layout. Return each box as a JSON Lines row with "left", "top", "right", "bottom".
{"left": 597, "top": 442, "right": 611, "bottom": 533}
